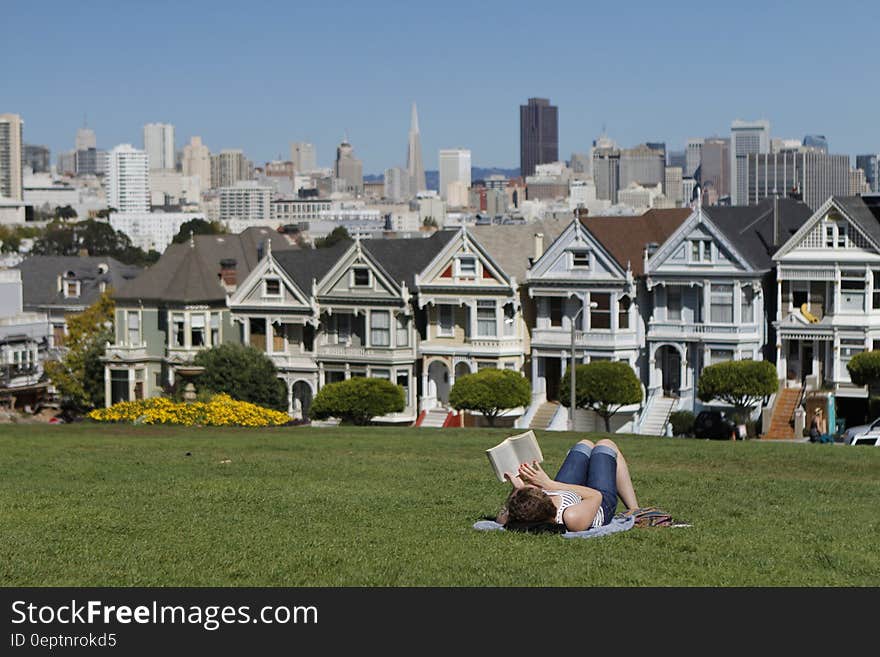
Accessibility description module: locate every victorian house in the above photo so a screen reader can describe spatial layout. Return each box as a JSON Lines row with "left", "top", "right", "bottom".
{"left": 103, "top": 227, "right": 295, "bottom": 405}
{"left": 771, "top": 195, "right": 880, "bottom": 431}
{"left": 643, "top": 197, "right": 811, "bottom": 432}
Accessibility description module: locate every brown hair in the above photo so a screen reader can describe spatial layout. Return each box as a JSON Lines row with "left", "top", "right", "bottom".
{"left": 504, "top": 487, "right": 557, "bottom": 526}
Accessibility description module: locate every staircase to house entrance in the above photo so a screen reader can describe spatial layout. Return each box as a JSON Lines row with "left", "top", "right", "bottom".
{"left": 765, "top": 387, "right": 802, "bottom": 439}
{"left": 418, "top": 408, "right": 451, "bottom": 428}
{"left": 638, "top": 396, "right": 676, "bottom": 436}
{"left": 529, "top": 402, "right": 560, "bottom": 430}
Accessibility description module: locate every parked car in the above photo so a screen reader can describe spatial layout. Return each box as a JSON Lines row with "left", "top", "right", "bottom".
{"left": 844, "top": 418, "right": 880, "bottom": 446}
{"left": 693, "top": 410, "right": 737, "bottom": 440}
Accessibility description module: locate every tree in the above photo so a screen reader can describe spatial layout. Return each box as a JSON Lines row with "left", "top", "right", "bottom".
{"left": 30, "top": 219, "right": 154, "bottom": 266}
{"left": 54, "top": 205, "right": 77, "bottom": 220}
{"left": 560, "top": 361, "right": 642, "bottom": 432}
{"left": 314, "top": 226, "right": 351, "bottom": 249}
{"left": 44, "top": 292, "right": 115, "bottom": 413}
{"left": 309, "top": 377, "right": 405, "bottom": 425}
{"left": 697, "top": 359, "right": 777, "bottom": 421}
{"left": 448, "top": 368, "right": 531, "bottom": 427}
{"left": 192, "top": 343, "right": 288, "bottom": 411}
{"left": 847, "top": 350, "right": 880, "bottom": 416}
{"left": 171, "top": 218, "right": 227, "bottom": 244}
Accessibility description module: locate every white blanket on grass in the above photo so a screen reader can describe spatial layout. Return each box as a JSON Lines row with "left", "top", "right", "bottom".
{"left": 473, "top": 514, "right": 635, "bottom": 538}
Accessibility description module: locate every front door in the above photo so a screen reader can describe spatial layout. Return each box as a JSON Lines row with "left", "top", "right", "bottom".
{"left": 544, "top": 357, "right": 561, "bottom": 401}
{"left": 661, "top": 347, "right": 681, "bottom": 396}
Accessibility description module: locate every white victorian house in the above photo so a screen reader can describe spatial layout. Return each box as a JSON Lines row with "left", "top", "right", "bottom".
{"left": 772, "top": 195, "right": 880, "bottom": 427}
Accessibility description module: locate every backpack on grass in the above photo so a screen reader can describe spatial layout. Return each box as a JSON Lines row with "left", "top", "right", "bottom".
{"left": 624, "top": 507, "right": 674, "bottom": 528}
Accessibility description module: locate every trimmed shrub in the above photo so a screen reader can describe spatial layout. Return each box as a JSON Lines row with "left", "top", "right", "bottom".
{"left": 193, "top": 343, "right": 288, "bottom": 412}
{"left": 697, "top": 359, "right": 777, "bottom": 419}
{"left": 309, "top": 377, "right": 405, "bottom": 425}
{"left": 669, "top": 410, "right": 696, "bottom": 437}
{"left": 560, "top": 361, "right": 642, "bottom": 432}
{"left": 449, "top": 368, "right": 531, "bottom": 427}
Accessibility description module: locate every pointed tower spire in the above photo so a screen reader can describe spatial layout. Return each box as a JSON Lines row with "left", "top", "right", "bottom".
{"left": 407, "top": 102, "right": 426, "bottom": 195}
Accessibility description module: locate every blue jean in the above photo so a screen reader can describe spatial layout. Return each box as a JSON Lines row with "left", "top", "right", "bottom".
{"left": 553, "top": 442, "right": 618, "bottom": 526}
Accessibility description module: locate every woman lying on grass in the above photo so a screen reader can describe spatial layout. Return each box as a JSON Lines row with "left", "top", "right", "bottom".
{"left": 496, "top": 438, "right": 639, "bottom": 532}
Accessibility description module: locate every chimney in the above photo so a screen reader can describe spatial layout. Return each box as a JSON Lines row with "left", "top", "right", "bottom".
{"left": 219, "top": 258, "right": 237, "bottom": 286}
{"left": 534, "top": 233, "right": 544, "bottom": 262}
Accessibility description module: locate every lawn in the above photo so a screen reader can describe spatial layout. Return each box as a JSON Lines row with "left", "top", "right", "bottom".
{"left": 1, "top": 423, "right": 878, "bottom": 586}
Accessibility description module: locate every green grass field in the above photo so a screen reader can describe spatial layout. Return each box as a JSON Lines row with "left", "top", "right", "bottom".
{"left": 1, "top": 423, "right": 878, "bottom": 586}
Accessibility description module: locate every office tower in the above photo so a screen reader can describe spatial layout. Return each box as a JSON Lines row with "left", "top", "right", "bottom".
{"left": 803, "top": 135, "right": 828, "bottom": 153}
{"left": 143, "top": 122, "right": 175, "bottom": 170}
{"left": 685, "top": 138, "right": 703, "bottom": 178}
{"left": 290, "top": 142, "right": 317, "bottom": 173}
{"left": 23, "top": 144, "right": 50, "bottom": 173}
{"left": 592, "top": 147, "right": 620, "bottom": 203}
{"left": 519, "top": 97, "right": 558, "bottom": 177}
{"left": 856, "top": 154, "right": 879, "bottom": 192}
{"left": 219, "top": 181, "right": 272, "bottom": 223}
{"left": 75, "top": 148, "right": 98, "bottom": 176}
{"left": 384, "top": 167, "right": 410, "bottom": 203}
{"left": 75, "top": 126, "right": 96, "bottom": 151}
{"left": 335, "top": 139, "right": 363, "bottom": 195}
{"left": 438, "top": 148, "right": 471, "bottom": 201}
{"left": 57, "top": 151, "right": 76, "bottom": 176}
{"left": 667, "top": 150, "right": 686, "bottom": 170}
{"left": 182, "top": 136, "right": 212, "bottom": 189}
{"left": 664, "top": 166, "right": 683, "bottom": 205}
{"left": 646, "top": 142, "right": 666, "bottom": 157}
{"left": 730, "top": 119, "right": 770, "bottom": 205}
{"left": 743, "top": 149, "right": 849, "bottom": 210}
{"left": 406, "top": 103, "right": 426, "bottom": 193}
{"left": 682, "top": 177, "right": 697, "bottom": 204}
{"left": 619, "top": 144, "right": 665, "bottom": 188}
{"left": 0, "top": 114, "right": 24, "bottom": 200}
{"left": 700, "top": 138, "right": 730, "bottom": 200}
{"left": 850, "top": 168, "right": 870, "bottom": 195}
{"left": 569, "top": 152, "right": 591, "bottom": 179}
{"left": 211, "top": 149, "right": 249, "bottom": 188}
{"left": 105, "top": 144, "right": 150, "bottom": 213}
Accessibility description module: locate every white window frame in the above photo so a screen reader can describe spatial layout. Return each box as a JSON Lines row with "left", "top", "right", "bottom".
{"left": 477, "top": 300, "right": 497, "bottom": 337}
{"left": 438, "top": 304, "right": 455, "bottom": 337}
{"left": 64, "top": 279, "right": 81, "bottom": 299}
{"left": 710, "top": 283, "right": 734, "bottom": 324}
{"left": 456, "top": 256, "right": 477, "bottom": 278}
{"left": 570, "top": 249, "right": 590, "bottom": 269}
{"left": 352, "top": 267, "right": 371, "bottom": 288}
{"left": 263, "top": 277, "right": 282, "bottom": 298}
{"left": 171, "top": 312, "right": 186, "bottom": 348}
{"left": 689, "top": 239, "right": 713, "bottom": 264}
{"left": 370, "top": 310, "right": 391, "bottom": 347}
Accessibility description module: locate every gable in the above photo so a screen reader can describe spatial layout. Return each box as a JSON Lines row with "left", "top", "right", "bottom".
{"left": 316, "top": 242, "right": 401, "bottom": 300}
{"left": 229, "top": 255, "right": 311, "bottom": 309}
{"left": 418, "top": 228, "right": 510, "bottom": 288}
{"left": 785, "top": 206, "right": 876, "bottom": 255}
{"left": 529, "top": 220, "right": 626, "bottom": 281}
{"left": 648, "top": 209, "right": 752, "bottom": 274}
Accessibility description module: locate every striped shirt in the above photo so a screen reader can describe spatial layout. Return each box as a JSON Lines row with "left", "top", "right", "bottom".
{"left": 544, "top": 489, "right": 604, "bottom": 529}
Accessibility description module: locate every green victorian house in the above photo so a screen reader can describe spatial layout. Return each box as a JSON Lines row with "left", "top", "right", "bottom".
{"left": 102, "top": 227, "right": 297, "bottom": 405}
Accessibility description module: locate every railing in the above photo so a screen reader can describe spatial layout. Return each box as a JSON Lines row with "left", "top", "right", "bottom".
{"left": 530, "top": 328, "right": 638, "bottom": 346}
{"left": 648, "top": 321, "right": 757, "bottom": 336}
{"left": 316, "top": 344, "right": 416, "bottom": 358}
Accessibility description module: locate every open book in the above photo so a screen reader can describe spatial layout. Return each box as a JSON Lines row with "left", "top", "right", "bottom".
{"left": 485, "top": 430, "right": 544, "bottom": 483}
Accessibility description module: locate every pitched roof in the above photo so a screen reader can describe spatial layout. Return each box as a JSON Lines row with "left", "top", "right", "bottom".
{"left": 469, "top": 217, "right": 570, "bottom": 281}
{"left": 272, "top": 240, "right": 354, "bottom": 294}
{"left": 834, "top": 195, "right": 880, "bottom": 247}
{"left": 361, "top": 230, "right": 457, "bottom": 288}
{"left": 704, "top": 198, "right": 814, "bottom": 270}
{"left": 580, "top": 208, "right": 692, "bottom": 276}
{"left": 15, "top": 255, "right": 142, "bottom": 310}
{"left": 113, "top": 227, "right": 297, "bottom": 303}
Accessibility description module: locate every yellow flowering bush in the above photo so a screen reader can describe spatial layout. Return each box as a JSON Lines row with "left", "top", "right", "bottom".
{"left": 88, "top": 394, "right": 290, "bottom": 427}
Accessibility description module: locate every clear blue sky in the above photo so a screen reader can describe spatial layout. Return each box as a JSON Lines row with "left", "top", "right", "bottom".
{"left": 4, "top": 0, "right": 878, "bottom": 173}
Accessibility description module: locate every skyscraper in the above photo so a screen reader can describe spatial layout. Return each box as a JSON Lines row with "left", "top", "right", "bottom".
{"left": 519, "top": 98, "right": 558, "bottom": 178}
{"left": 438, "top": 149, "right": 471, "bottom": 201}
{"left": 143, "top": 122, "right": 175, "bottom": 171}
{"left": 105, "top": 144, "right": 150, "bottom": 213}
{"left": 76, "top": 126, "right": 96, "bottom": 151}
{"left": 335, "top": 139, "right": 363, "bottom": 195}
{"left": 730, "top": 119, "right": 770, "bottom": 205}
{"left": 744, "top": 148, "right": 849, "bottom": 210}
{"left": 592, "top": 147, "right": 620, "bottom": 204}
{"left": 0, "top": 114, "right": 24, "bottom": 200}
{"left": 405, "top": 104, "right": 426, "bottom": 194}
{"left": 211, "top": 149, "right": 250, "bottom": 189}
{"left": 183, "top": 136, "right": 212, "bottom": 190}
{"left": 23, "top": 144, "right": 50, "bottom": 173}
{"left": 700, "top": 138, "right": 730, "bottom": 201}
{"left": 290, "top": 142, "right": 317, "bottom": 173}
{"left": 619, "top": 144, "right": 665, "bottom": 188}
{"left": 856, "top": 154, "right": 879, "bottom": 192}
{"left": 685, "top": 138, "right": 703, "bottom": 178}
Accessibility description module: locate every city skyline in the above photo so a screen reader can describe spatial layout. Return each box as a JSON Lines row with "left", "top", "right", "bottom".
{"left": 4, "top": 1, "right": 880, "bottom": 172}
